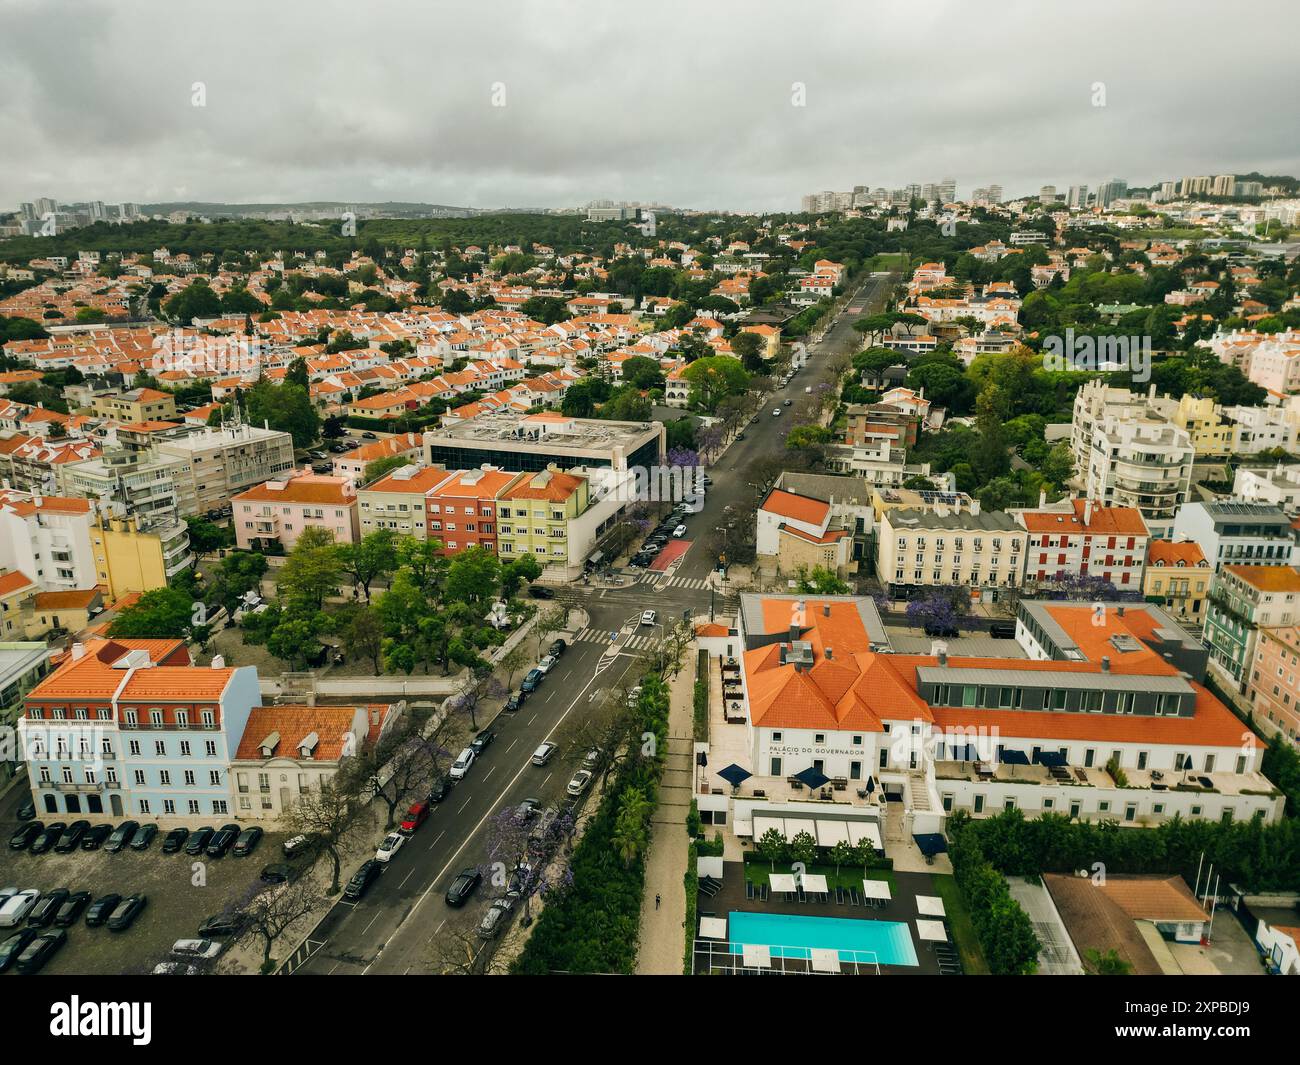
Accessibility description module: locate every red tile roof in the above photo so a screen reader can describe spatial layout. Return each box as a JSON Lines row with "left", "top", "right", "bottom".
{"left": 761, "top": 489, "right": 829, "bottom": 527}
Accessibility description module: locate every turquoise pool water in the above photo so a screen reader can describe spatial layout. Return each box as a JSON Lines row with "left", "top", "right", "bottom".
{"left": 728, "top": 910, "right": 919, "bottom": 966}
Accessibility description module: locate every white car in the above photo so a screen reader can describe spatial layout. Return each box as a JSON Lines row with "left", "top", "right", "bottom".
{"left": 641, "top": 610, "right": 657, "bottom": 626}
{"left": 566, "top": 769, "right": 594, "bottom": 797}
{"left": 531, "top": 742, "right": 557, "bottom": 766}
{"left": 0, "top": 889, "right": 40, "bottom": 928}
{"left": 625, "top": 685, "right": 643, "bottom": 707}
{"left": 771, "top": 408, "right": 782, "bottom": 416}
{"left": 537, "top": 654, "right": 558, "bottom": 674}
{"left": 171, "top": 938, "right": 224, "bottom": 960}
{"left": 375, "top": 831, "right": 406, "bottom": 863}
{"left": 449, "top": 747, "right": 476, "bottom": 780}
{"left": 152, "top": 963, "right": 202, "bottom": 975}
{"left": 672, "top": 524, "right": 687, "bottom": 537}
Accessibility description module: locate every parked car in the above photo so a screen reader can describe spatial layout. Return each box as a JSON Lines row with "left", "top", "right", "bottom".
{"left": 84, "top": 893, "right": 122, "bottom": 928}
{"left": 53, "top": 820, "right": 89, "bottom": 853}
{"left": 528, "top": 585, "right": 555, "bottom": 599}
{"left": 78, "top": 824, "right": 111, "bottom": 851}
{"left": 444, "top": 868, "right": 482, "bottom": 907}
{"left": 477, "top": 897, "right": 514, "bottom": 939}
{"left": 205, "top": 824, "right": 242, "bottom": 858}
{"left": 672, "top": 524, "right": 688, "bottom": 537}
{"left": 15, "top": 929, "right": 65, "bottom": 973}
{"left": 536, "top": 654, "right": 558, "bottom": 675}
{"left": 448, "top": 748, "right": 475, "bottom": 781}
{"left": 736, "top": 432, "right": 746, "bottom": 440}
{"left": 171, "top": 938, "right": 223, "bottom": 960}
{"left": 129, "top": 824, "right": 158, "bottom": 851}
{"left": 520, "top": 669, "right": 544, "bottom": 693}
{"left": 152, "top": 962, "right": 201, "bottom": 975}
{"left": 161, "top": 827, "right": 190, "bottom": 854}
{"left": 504, "top": 691, "right": 527, "bottom": 712}
{"left": 641, "top": 610, "right": 657, "bottom": 626}
{"left": 0, "top": 928, "right": 37, "bottom": 972}
{"left": 583, "top": 747, "right": 603, "bottom": 770}
{"left": 9, "top": 822, "right": 42, "bottom": 851}
{"left": 626, "top": 685, "right": 643, "bottom": 707}
{"left": 547, "top": 638, "right": 567, "bottom": 658}
{"left": 399, "top": 801, "right": 431, "bottom": 835}
{"left": 53, "top": 892, "right": 91, "bottom": 927}
{"left": 426, "top": 777, "right": 451, "bottom": 804}
{"left": 104, "top": 820, "right": 139, "bottom": 853}
{"left": 184, "top": 827, "right": 214, "bottom": 856}
{"left": 566, "top": 769, "right": 594, "bottom": 797}
{"left": 232, "top": 826, "right": 263, "bottom": 857}
{"left": 514, "top": 797, "right": 541, "bottom": 822}
{"left": 282, "top": 833, "right": 314, "bottom": 859}
{"left": 343, "top": 860, "right": 381, "bottom": 900}
{"left": 107, "top": 894, "right": 147, "bottom": 932}
{"left": 471, "top": 729, "right": 496, "bottom": 756}
{"left": 27, "top": 888, "right": 69, "bottom": 928}
{"left": 531, "top": 742, "right": 556, "bottom": 766}
{"left": 259, "top": 864, "right": 296, "bottom": 884}
{"left": 376, "top": 832, "right": 406, "bottom": 863}
{"left": 0, "top": 890, "right": 40, "bottom": 928}
{"left": 197, "top": 912, "right": 245, "bottom": 938}
{"left": 15, "top": 798, "right": 35, "bottom": 822}
{"left": 771, "top": 408, "right": 782, "bottom": 417}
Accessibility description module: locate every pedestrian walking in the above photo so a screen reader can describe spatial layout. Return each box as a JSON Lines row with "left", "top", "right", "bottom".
{"left": 655, "top": 893, "right": 661, "bottom": 910}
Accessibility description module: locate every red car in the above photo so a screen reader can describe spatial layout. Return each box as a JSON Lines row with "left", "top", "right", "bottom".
{"left": 399, "top": 801, "right": 430, "bottom": 836}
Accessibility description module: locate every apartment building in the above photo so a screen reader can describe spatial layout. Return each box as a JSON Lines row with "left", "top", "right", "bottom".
{"left": 153, "top": 422, "right": 296, "bottom": 516}
{"left": 1014, "top": 498, "right": 1149, "bottom": 592}
{"left": 693, "top": 593, "right": 1281, "bottom": 843}
{"left": 1170, "top": 501, "right": 1296, "bottom": 572}
{"left": 232, "top": 470, "right": 360, "bottom": 551}
{"left": 0, "top": 490, "right": 97, "bottom": 592}
{"left": 60, "top": 449, "right": 189, "bottom": 527}
{"left": 876, "top": 508, "right": 1028, "bottom": 602}
{"left": 1233, "top": 463, "right": 1300, "bottom": 517}
{"left": 1143, "top": 540, "right": 1212, "bottom": 623}
{"left": 0, "top": 642, "right": 50, "bottom": 785}
{"left": 91, "top": 516, "right": 193, "bottom": 599}
{"left": 496, "top": 467, "right": 589, "bottom": 571}
{"left": 1204, "top": 565, "right": 1300, "bottom": 692}
{"left": 230, "top": 703, "right": 397, "bottom": 820}
{"left": 1246, "top": 624, "right": 1300, "bottom": 747}
{"left": 426, "top": 466, "right": 521, "bottom": 555}
{"left": 356, "top": 464, "right": 446, "bottom": 540}
{"left": 18, "top": 639, "right": 258, "bottom": 820}
{"left": 91, "top": 386, "right": 177, "bottom": 424}
{"left": 333, "top": 432, "right": 424, "bottom": 481}
{"left": 1077, "top": 415, "right": 1193, "bottom": 538}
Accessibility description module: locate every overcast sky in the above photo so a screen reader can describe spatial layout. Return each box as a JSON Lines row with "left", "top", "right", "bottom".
{"left": 3, "top": 0, "right": 1297, "bottom": 213}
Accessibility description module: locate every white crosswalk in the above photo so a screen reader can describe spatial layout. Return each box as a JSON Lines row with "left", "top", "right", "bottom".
{"left": 571, "top": 627, "right": 661, "bottom": 652}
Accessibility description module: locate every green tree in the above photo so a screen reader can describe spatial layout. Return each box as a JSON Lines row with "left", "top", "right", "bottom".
{"left": 682, "top": 356, "right": 750, "bottom": 412}
{"left": 445, "top": 546, "right": 503, "bottom": 608}
{"left": 337, "top": 529, "right": 399, "bottom": 602}
{"left": 277, "top": 526, "right": 342, "bottom": 611}
{"left": 267, "top": 616, "right": 321, "bottom": 669}
{"left": 796, "top": 565, "right": 850, "bottom": 595}
{"left": 107, "top": 587, "right": 202, "bottom": 639}
{"left": 756, "top": 827, "right": 787, "bottom": 870}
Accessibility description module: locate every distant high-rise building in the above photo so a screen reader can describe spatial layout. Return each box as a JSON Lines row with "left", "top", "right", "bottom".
{"left": 937, "top": 177, "right": 956, "bottom": 203}
{"left": 1211, "top": 174, "right": 1236, "bottom": 197}
{"left": 1179, "top": 175, "right": 1212, "bottom": 197}
{"left": 1095, "top": 178, "right": 1128, "bottom": 208}
{"left": 1039, "top": 185, "right": 1057, "bottom": 205}
{"left": 1067, "top": 185, "right": 1088, "bottom": 209}
{"left": 1236, "top": 181, "right": 1264, "bottom": 198}
{"left": 18, "top": 202, "right": 35, "bottom": 221}
{"left": 34, "top": 197, "right": 57, "bottom": 218}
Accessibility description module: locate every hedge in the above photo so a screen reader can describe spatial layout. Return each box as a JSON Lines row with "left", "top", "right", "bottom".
{"left": 948, "top": 815, "right": 1040, "bottom": 975}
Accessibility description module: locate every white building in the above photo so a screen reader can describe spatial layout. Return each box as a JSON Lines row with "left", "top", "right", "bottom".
{"left": 0, "top": 490, "right": 97, "bottom": 592}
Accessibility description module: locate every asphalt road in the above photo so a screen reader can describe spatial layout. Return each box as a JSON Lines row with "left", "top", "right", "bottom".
{"left": 283, "top": 271, "right": 895, "bottom": 974}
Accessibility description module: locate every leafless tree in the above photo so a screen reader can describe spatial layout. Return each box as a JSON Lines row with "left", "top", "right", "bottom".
{"left": 283, "top": 778, "right": 362, "bottom": 895}
{"left": 234, "top": 875, "right": 323, "bottom": 973}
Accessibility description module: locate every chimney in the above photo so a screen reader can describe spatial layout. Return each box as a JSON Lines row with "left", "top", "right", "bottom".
{"left": 1038, "top": 489, "right": 1047, "bottom": 508}
{"left": 825, "top": 646, "right": 833, "bottom": 660}
{"left": 71, "top": 642, "right": 86, "bottom": 661}
{"left": 1101, "top": 655, "right": 1110, "bottom": 672}
{"left": 1117, "top": 606, "right": 1125, "bottom": 618}
{"left": 211, "top": 654, "right": 226, "bottom": 668}
{"left": 823, "top": 603, "right": 831, "bottom": 617}
{"left": 779, "top": 645, "right": 787, "bottom": 665}
{"left": 937, "top": 650, "right": 948, "bottom": 666}
{"left": 1084, "top": 497, "right": 1093, "bottom": 526}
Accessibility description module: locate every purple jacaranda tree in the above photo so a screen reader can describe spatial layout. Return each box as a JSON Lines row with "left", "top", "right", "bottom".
{"left": 905, "top": 586, "right": 970, "bottom": 636}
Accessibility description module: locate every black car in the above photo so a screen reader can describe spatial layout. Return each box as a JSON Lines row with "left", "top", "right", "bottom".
{"left": 104, "top": 820, "right": 139, "bottom": 853}
{"left": 26, "top": 888, "right": 69, "bottom": 928}
{"left": 426, "top": 777, "right": 451, "bottom": 804}
{"left": 107, "top": 894, "right": 147, "bottom": 932}
{"left": 232, "top": 826, "right": 263, "bottom": 857}
{"left": 184, "top": 827, "right": 214, "bottom": 856}
{"left": 547, "top": 638, "right": 567, "bottom": 658}
{"left": 15, "top": 929, "right": 65, "bottom": 974}
{"left": 161, "top": 827, "right": 190, "bottom": 854}
{"left": 259, "top": 863, "right": 296, "bottom": 884}
{"left": 0, "top": 928, "right": 38, "bottom": 972}
{"left": 445, "top": 867, "right": 482, "bottom": 907}
{"left": 205, "top": 824, "right": 241, "bottom": 858}
{"left": 129, "top": 824, "right": 158, "bottom": 851}
{"left": 30, "top": 822, "right": 65, "bottom": 855}
{"left": 343, "top": 859, "right": 381, "bottom": 900}
{"left": 9, "top": 822, "right": 42, "bottom": 851}
{"left": 197, "top": 912, "right": 245, "bottom": 938}
{"left": 16, "top": 798, "right": 35, "bottom": 821}
{"left": 53, "top": 820, "right": 90, "bottom": 853}
{"left": 528, "top": 585, "right": 555, "bottom": 599}
{"left": 989, "top": 622, "right": 1017, "bottom": 639}
{"left": 504, "top": 691, "right": 527, "bottom": 712}
{"left": 470, "top": 728, "right": 496, "bottom": 755}
{"left": 520, "top": 669, "right": 544, "bottom": 693}
{"left": 84, "top": 893, "right": 122, "bottom": 928}
{"left": 53, "top": 892, "right": 91, "bottom": 927}
{"left": 80, "top": 824, "right": 112, "bottom": 851}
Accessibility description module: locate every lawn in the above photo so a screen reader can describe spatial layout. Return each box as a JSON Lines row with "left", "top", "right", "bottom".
{"left": 743, "top": 857, "right": 895, "bottom": 896}
{"left": 930, "top": 873, "right": 990, "bottom": 975}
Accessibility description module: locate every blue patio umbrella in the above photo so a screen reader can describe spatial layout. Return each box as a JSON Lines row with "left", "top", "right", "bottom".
{"left": 913, "top": 832, "right": 948, "bottom": 857}
{"left": 999, "top": 747, "right": 1029, "bottom": 778}
{"left": 1034, "top": 750, "right": 1067, "bottom": 767}
{"left": 717, "top": 763, "right": 751, "bottom": 788}
{"left": 794, "top": 765, "right": 830, "bottom": 791}
{"left": 864, "top": 776, "right": 876, "bottom": 794}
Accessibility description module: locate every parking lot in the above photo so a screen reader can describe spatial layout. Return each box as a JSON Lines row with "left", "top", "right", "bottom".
{"left": 1, "top": 818, "right": 291, "bottom": 975}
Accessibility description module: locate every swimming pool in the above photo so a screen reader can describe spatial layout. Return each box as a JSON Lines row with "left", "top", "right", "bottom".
{"left": 728, "top": 910, "right": 919, "bottom": 966}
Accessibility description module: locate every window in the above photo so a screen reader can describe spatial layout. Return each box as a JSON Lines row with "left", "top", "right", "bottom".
{"left": 771, "top": 731, "right": 782, "bottom": 742}
{"left": 159, "top": 770, "right": 171, "bottom": 786}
